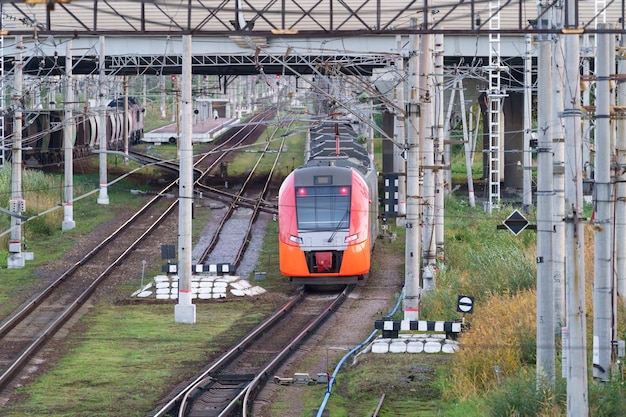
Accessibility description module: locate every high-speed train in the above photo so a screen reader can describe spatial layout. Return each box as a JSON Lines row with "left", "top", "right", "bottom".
{"left": 278, "top": 120, "right": 379, "bottom": 285}
{"left": 4, "top": 97, "right": 145, "bottom": 167}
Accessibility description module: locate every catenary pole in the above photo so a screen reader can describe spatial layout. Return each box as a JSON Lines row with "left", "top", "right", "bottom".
{"left": 403, "top": 17, "right": 421, "bottom": 321}
{"left": 617, "top": 32, "right": 626, "bottom": 301}
{"left": 592, "top": 23, "right": 613, "bottom": 382}
{"left": 536, "top": 15, "right": 555, "bottom": 387}
{"left": 434, "top": 33, "right": 445, "bottom": 262}
{"left": 8, "top": 35, "right": 24, "bottom": 269}
{"left": 63, "top": 39, "right": 75, "bottom": 231}
{"left": 175, "top": 34, "right": 197, "bottom": 324}
{"left": 563, "top": 5, "right": 589, "bottom": 414}
{"left": 459, "top": 80, "right": 475, "bottom": 207}
{"left": 394, "top": 35, "right": 406, "bottom": 220}
{"left": 551, "top": 6, "right": 566, "bottom": 331}
{"left": 522, "top": 33, "right": 532, "bottom": 211}
{"left": 97, "top": 35, "right": 109, "bottom": 205}
{"left": 420, "top": 14, "right": 435, "bottom": 290}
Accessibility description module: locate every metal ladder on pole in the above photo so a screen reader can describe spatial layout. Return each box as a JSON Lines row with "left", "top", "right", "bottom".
{"left": 486, "top": 0, "right": 506, "bottom": 212}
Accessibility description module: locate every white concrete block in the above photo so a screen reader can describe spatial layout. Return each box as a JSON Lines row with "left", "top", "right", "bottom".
{"left": 442, "top": 343, "right": 459, "bottom": 353}
{"left": 424, "top": 341, "right": 442, "bottom": 353}
{"left": 407, "top": 341, "right": 425, "bottom": 353}
{"left": 389, "top": 340, "right": 407, "bottom": 353}
{"left": 220, "top": 275, "right": 239, "bottom": 283}
{"left": 246, "top": 287, "right": 266, "bottom": 295}
{"left": 372, "top": 341, "right": 390, "bottom": 353}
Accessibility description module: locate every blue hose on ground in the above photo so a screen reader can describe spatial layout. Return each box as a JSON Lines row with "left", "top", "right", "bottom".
{"left": 315, "top": 290, "right": 404, "bottom": 417}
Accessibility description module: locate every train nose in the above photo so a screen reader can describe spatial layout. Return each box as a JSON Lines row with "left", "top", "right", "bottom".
{"left": 315, "top": 252, "right": 333, "bottom": 272}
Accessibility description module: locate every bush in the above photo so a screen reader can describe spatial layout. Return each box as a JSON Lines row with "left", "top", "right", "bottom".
{"left": 485, "top": 368, "right": 566, "bottom": 417}
{"left": 588, "top": 379, "right": 626, "bottom": 416}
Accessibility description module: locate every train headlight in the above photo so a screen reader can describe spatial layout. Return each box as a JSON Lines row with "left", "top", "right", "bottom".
{"left": 344, "top": 234, "right": 358, "bottom": 243}
{"left": 289, "top": 235, "right": 303, "bottom": 244}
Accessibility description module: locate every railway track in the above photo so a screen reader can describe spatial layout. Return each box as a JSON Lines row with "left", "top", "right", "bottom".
{"left": 149, "top": 285, "right": 354, "bottom": 417}
{"left": 195, "top": 115, "right": 290, "bottom": 269}
{"left": 0, "top": 108, "right": 278, "bottom": 404}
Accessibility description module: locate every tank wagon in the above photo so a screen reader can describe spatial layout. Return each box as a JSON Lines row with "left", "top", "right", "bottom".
{"left": 4, "top": 97, "right": 144, "bottom": 166}
{"left": 278, "top": 120, "right": 379, "bottom": 285}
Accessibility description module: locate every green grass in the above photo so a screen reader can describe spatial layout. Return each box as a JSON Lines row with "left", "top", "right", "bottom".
{"left": 6, "top": 116, "right": 625, "bottom": 417}
{"left": 4, "top": 303, "right": 272, "bottom": 417}
{"left": 224, "top": 123, "right": 306, "bottom": 179}
{"left": 0, "top": 119, "right": 305, "bottom": 416}
{"left": 0, "top": 169, "right": 151, "bottom": 317}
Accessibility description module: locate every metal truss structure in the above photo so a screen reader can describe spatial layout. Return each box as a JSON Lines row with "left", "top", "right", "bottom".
{"left": 0, "top": 0, "right": 624, "bottom": 37}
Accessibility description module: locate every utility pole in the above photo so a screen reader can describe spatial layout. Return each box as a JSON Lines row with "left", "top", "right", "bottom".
{"left": 522, "top": 34, "right": 533, "bottom": 212}
{"left": 551, "top": 4, "right": 566, "bottom": 331}
{"left": 403, "top": 17, "right": 421, "bottom": 321}
{"left": 62, "top": 39, "right": 75, "bottom": 231}
{"left": 123, "top": 77, "right": 129, "bottom": 161}
{"left": 592, "top": 23, "right": 614, "bottom": 382}
{"left": 97, "top": 35, "right": 109, "bottom": 205}
{"left": 175, "top": 34, "right": 196, "bottom": 324}
{"left": 160, "top": 74, "right": 167, "bottom": 118}
{"left": 535, "top": 12, "right": 555, "bottom": 387}
{"left": 617, "top": 31, "right": 626, "bottom": 302}
{"left": 420, "top": 14, "right": 435, "bottom": 290}
{"left": 394, "top": 35, "right": 406, "bottom": 220}
{"left": 456, "top": 78, "right": 476, "bottom": 208}
{"left": 433, "top": 33, "right": 445, "bottom": 262}
{"left": 0, "top": 19, "right": 5, "bottom": 167}
{"left": 8, "top": 35, "right": 24, "bottom": 269}
{"left": 562, "top": 2, "right": 589, "bottom": 413}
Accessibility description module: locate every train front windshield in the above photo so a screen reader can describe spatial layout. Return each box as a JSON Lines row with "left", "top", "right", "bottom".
{"left": 295, "top": 185, "right": 351, "bottom": 231}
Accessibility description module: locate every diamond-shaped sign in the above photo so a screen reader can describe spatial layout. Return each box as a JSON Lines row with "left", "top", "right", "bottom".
{"left": 503, "top": 209, "right": 529, "bottom": 236}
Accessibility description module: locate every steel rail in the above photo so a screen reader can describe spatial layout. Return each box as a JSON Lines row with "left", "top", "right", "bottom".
{"left": 150, "top": 284, "right": 354, "bottom": 417}
{"left": 0, "top": 109, "right": 275, "bottom": 393}
{"left": 149, "top": 288, "right": 306, "bottom": 417}
{"left": 195, "top": 108, "right": 278, "bottom": 263}
{"left": 239, "top": 285, "right": 354, "bottom": 417}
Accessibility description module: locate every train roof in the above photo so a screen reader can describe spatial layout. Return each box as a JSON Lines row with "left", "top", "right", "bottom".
{"left": 107, "top": 97, "right": 142, "bottom": 108}
{"left": 305, "top": 121, "right": 371, "bottom": 175}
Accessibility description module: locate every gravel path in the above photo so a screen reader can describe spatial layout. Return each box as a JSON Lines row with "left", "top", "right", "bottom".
{"left": 191, "top": 200, "right": 272, "bottom": 280}
{"left": 253, "top": 238, "right": 405, "bottom": 417}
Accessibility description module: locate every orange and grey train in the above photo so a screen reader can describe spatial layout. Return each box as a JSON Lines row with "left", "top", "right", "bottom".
{"left": 278, "top": 120, "right": 379, "bottom": 285}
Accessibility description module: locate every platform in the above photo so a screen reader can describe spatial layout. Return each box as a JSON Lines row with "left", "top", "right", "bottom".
{"left": 142, "top": 117, "right": 238, "bottom": 144}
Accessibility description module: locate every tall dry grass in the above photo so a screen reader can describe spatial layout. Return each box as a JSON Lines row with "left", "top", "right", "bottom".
{"left": 441, "top": 218, "right": 626, "bottom": 415}
{"left": 444, "top": 288, "right": 537, "bottom": 400}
